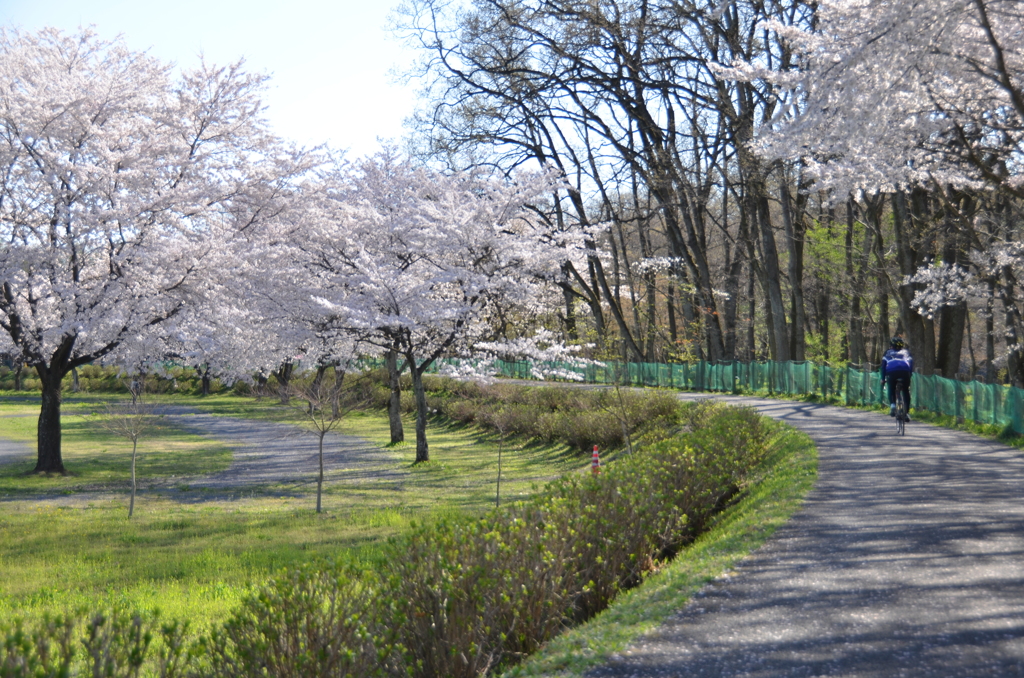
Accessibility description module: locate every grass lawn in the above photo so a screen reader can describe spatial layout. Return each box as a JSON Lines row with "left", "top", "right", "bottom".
{"left": 0, "top": 391, "right": 582, "bottom": 628}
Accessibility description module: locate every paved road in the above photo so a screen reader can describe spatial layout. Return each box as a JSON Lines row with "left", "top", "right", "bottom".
{"left": 155, "top": 406, "right": 406, "bottom": 491}
{"left": 590, "top": 395, "right": 1024, "bottom": 677}
{"left": 0, "top": 406, "right": 405, "bottom": 496}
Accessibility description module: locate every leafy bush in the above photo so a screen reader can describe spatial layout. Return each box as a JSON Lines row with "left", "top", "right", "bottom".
{"left": 0, "top": 611, "right": 192, "bottom": 678}
{"left": 358, "top": 371, "right": 684, "bottom": 455}
{"left": 204, "top": 562, "right": 403, "bottom": 678}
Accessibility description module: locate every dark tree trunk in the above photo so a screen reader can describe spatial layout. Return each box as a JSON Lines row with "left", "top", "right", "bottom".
{"left": 818, "top": 286, "right": 831, "bottom": 362}
{"left": 331, "top": 366, "right": 344, "bottom": 419}
{"left": 311, "top": 364, "right": 329, "bottom": 391}
{"left": 936, "top": 199, "right": 969, "bottom": 379}
{"left": 386, "top": 348, "right": 405, "bottom": 444}
{"left": 195, "top": 364, "right": 213, "bottom": 396}
{"left": 937, "top": 303, "right": 967, "bottom": 379}
{"left": 986, "top": 279, "right": 996, "bottom": 382}
{"left": 666, "top": 283, "right": 678, "bottom": 349}
{"left": 407, "top": 355, "right": 430, "bottom": 463}
{"left": 746, "top": 246, "right": 758, "bottom": 360}
{"left": 757, "top": 193, "right": 790, "bottom": 361}
{"left": 892, "top": 190, "right": 935, "bottom": 374}
{"left": 1003, "top": 268, "right": 1024, "bottom": 386}
{"left": 129, "top": 438, "right": 138, "bottom": 518}
{"left": 34, "top": 366, "right": 66, "bottom": 474}
{"left": 273, "top": 361, "right": 294, "bottom": 403}
{"left": 255, "top": 373, "right": 269, "bottom": 397}
{"left": 561, "top": 278, "right": 578, "bottom": 342}
{"left": 781, "top": 179, "right": 806, "bottom": 360}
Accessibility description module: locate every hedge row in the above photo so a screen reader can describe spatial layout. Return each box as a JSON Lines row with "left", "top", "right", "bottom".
{"left": 0, "top": 365, "right": 226, "bottom": 395}
{"left": 354, "top": 372, "right": 683, "bottom": 454}
{"left": 2, "top": 401, "right": 776, "bottom": 677}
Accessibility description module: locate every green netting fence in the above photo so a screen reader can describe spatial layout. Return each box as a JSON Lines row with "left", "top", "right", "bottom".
{"left": 422, "top": 357, "right": 1024, "bottom": 435}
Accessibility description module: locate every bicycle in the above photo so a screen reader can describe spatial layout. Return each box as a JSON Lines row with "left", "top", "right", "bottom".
{"left": 894, "top": 378, "right": 908, "bottom": 436}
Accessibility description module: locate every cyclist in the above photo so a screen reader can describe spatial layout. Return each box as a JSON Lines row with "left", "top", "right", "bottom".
{"left": 880, "top": 336, "right": 914, "bottom": 420}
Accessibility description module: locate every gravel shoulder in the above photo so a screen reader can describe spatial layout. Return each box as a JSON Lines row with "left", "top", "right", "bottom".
{"left": 590, "top": 394, "right": 1024, "bottom": 677}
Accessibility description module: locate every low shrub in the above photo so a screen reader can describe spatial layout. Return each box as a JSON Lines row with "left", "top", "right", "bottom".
{"left": 0, "top": 611, "right": 192, "bottom": 678}
{"left": 203, "top": 562, "right": 403, "bottom": 678}
{"left": 380, "top": 374, "right": 684, "bottom": 455}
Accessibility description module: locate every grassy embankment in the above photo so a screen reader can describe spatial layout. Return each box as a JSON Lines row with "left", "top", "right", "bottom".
{"left": 0, "top": 391, "right": 579, "bottom": 628}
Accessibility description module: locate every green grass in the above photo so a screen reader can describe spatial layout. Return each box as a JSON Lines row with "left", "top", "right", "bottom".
{"left": 500, "top": 421, "right": 818, "bottom": 677}
{"left": 0, "top": 392, "right": 582, "bottom": 627}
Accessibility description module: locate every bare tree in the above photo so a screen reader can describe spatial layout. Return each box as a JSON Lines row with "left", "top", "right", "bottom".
{"left": 94, "top": 381, "right": 159, "bottom": 518}
{"left": 289, "top": 370, "right": 365, "bottom": 514}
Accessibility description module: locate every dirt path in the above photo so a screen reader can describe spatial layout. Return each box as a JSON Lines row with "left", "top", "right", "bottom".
{"left": 590, "top": 394, "right": 1024, "bottom": 677}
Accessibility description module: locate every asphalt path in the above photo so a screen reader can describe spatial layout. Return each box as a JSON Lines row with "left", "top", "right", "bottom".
{"left": 153, "top": 406, "right": 405, "bottom": 492}
{"left": 0, "top": 406, "right": 405, "bottom": 497}
{"left": 590, "top": 394, "right": 1024, "bottom": 677}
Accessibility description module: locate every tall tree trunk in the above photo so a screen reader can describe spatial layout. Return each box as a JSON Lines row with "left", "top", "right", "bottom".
{"left": 1003, "top": 267, "right": 1024, "bottom": 386}
{"left": 937, "top": 303, "right": 967, "bottom": 378}
{"left": 846, "top": 200, "right": 867, "bottom": 364}
{"left": 818, "top": 286, "right": 831, "bottom": 362}
{"left": 780, "top": 179, "right": 806, "bottom": 360}
{"left": 561, "top": 278, "right": 578, "bottom": 342}
{"left": 273, "top": 361, "right": 294, "bottom": 403}
{"left": 936, "top": 199, "right": 968, "bottom": 379}
{"left": 986, "top": 279, "right": 996, "bottom": 383}
{"left": 35, "top": 366, "right": 66, "bottom": 474}
{"left": 666, "top": 282, "right": 678, "bottom": 350}
{"left": 872, "top": 209, "right": 890, "bottom": 359}
{"left": 407, "top": 356, "right": 430, "bottom": 463}
{"left": 757, "top": 193, "right": 790, "bottom": 361}
{"left": 331, "top": 366, "right": 345, "bottom": 419}
{"left": 198, "top": 364, "right": 212, "bottom": 396}
{"left": 386, "top": 348, "right": 405, "bottom": 444}
{"left": 892, "top": 190, "right": 935, "bottom": 374}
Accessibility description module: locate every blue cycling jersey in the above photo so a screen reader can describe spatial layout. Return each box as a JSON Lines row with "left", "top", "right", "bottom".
{"left": 882, "top": 348, "right": 914, "bottom": 376}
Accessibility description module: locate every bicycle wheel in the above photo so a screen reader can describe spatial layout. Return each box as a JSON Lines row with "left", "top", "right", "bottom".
{"left": 896, "top": 390, "right": 906, "bottom": 436}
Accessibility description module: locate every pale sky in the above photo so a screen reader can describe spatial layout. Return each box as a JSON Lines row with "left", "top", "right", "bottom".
{"left": 0, "top": 0, "right": 422, "bottom": 158}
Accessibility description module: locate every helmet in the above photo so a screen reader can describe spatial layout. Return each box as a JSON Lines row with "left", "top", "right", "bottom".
{"left": 890, "top": 336, "right": 905, "bottom": 350}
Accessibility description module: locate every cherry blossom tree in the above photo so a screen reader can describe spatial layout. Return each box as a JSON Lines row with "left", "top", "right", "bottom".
{"left": 0, "top": 28, "right": 310, "bottom": 472}
{"left": 755, "top": 0, "right": 1024, "bottom": 196}
{"left": 306, "top": 151, "right": 581, "bottom": 462}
